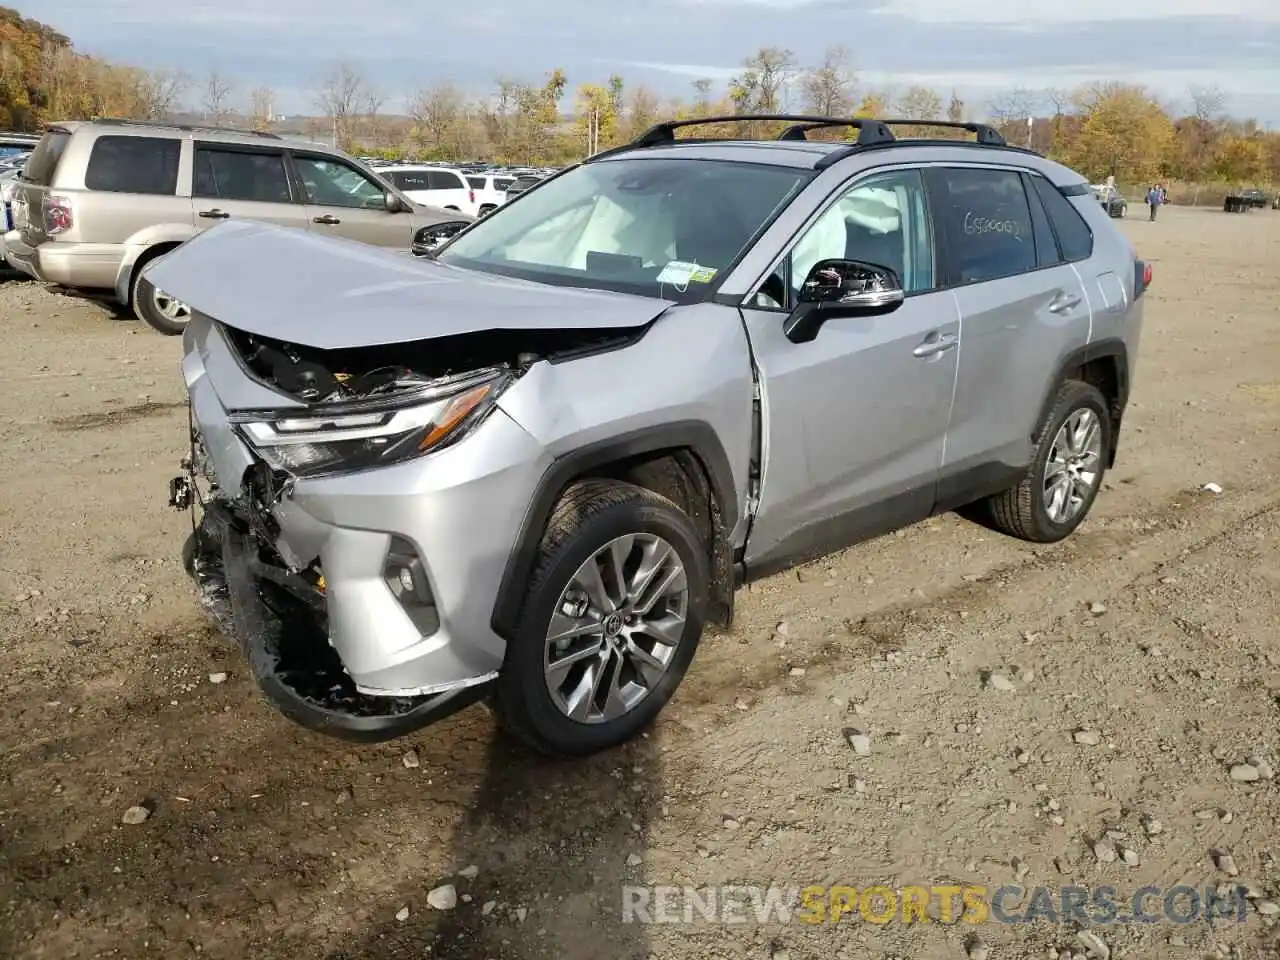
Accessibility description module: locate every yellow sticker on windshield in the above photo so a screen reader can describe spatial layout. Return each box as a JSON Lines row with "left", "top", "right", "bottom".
{"left": 689, "top": 267, "right": 717, "bottom": 283}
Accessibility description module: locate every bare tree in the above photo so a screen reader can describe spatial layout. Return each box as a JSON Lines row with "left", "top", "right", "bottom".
{"left": 141, "top": 69, "right": 189, "bottom": 120}
{"left": 895, "top": 85, "right": 942, "bottom": 121}
{"left": 987, "top": 86, "right": 1038, "bottom": 125}
{"left": 203, "top": 71, "right": 233, "bottom": 125}
{"left": 626, "top": 86, "right": 660, "bottom": 137}
{"left": 315, "top": 60, "right": 367, "bottom": 149}
{"left": 408, "top": 82, "right": 464, "bottom": 151}
{"left": 1043, "top": 87, "right": 1070, "bottom": 117}
{"left": 691, "top": 78, "right": 714, "bottom": 115}
{"left": 800, "top": 45, "right": 855, "bottom": 117}
{"left": 360, "top": 90, "right": 386, "bottom": 149}
{"left": 249, "top": 86, "right": 274, "bottom": 132}
{"left": 946, "top": 89, "right": 966, "bottom": 122}
{"left": 1188, "top": 84, "right": 1226, "bottom": 123}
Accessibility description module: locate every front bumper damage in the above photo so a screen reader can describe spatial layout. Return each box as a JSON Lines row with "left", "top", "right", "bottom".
{"left": 174, "top": 478, "right": 493, "bottom": 743}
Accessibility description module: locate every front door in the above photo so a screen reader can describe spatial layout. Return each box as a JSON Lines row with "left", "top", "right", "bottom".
{"left": 191, "top": 142, "right": 310, "bottom": 233}
{"left": 739, "top": 168, "right": 960, "bottom": 571}
{"left": 289, "top": 154, "right": 414, "bottom": 249}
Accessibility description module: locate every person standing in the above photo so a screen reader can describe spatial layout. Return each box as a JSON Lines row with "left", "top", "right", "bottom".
{"left": 1146, "top": 185, "right": 1162, "bottom": 221}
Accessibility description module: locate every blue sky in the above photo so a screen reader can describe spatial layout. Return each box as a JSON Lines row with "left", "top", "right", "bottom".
{"left": 35, "top": 0, "right": 1280, "bottom": 124}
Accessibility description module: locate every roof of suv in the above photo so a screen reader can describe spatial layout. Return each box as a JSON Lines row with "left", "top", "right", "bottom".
{"left": 46, "top": 118, "right": 322, "bottom": 150}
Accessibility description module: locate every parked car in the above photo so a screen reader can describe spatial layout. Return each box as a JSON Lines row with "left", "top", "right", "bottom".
{"left": 1090, "top": 183, "right": 1126, "bottom": 218}
{"left": 377, "top": 165, "right": 479, "bottom": 216}
{"left": 502, "top": 174, "right": 543, "bottom": 200}
{"left": 1240, "top": 187, "right": 1269, "bottom": 209}
{"left": 4, "top": 118, "right": 468, "bottom": 334}
{"left": 155, "top": 113, "right": 1148, "bottom": 757}
{"left": 466, "top": 173, "right": 515, "bottom": 215}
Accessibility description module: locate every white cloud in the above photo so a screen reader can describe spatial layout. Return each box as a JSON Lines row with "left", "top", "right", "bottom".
{"left": 868, "top": 0, "right": 1280, "bottom": 23}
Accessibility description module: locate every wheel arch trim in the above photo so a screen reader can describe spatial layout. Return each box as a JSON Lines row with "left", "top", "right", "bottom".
{"left": 489, "top": 421, "right": 740, "bottom": 641}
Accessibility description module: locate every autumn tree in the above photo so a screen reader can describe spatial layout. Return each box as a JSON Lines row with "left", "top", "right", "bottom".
{"left": 1062, "top": 83, "right": 1175, "bottom": 184}
{"left": 896, "top": 86, "right": 942, "bottom": 121}
{"left": 249, "top": 86, "right": 274, "bottom": 132}
{"left": 574, "top": 82, "right": 617, "bottom": 156}
{"left": 800, "top": 45, "right": 855, "bottom": 117}
{"left": 730, "top": 47, "right": 795, "bottom": 136}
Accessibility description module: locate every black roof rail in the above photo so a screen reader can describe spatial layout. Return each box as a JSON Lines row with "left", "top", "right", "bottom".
{"left": 585, "top": 114, "right": 897, "bottom": 161}
{"left": 877, "top": 118, "right": 1005, "bottom": 146}
{"left": 814, "top": 118, "right": 1013, "bottom": 170}
{"left": 90, "top": 117, "right": 282, "bottom": 140}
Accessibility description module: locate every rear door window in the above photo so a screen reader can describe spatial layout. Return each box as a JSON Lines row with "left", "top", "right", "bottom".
{"left": 930, "top": 167, "right": 1037, "bottom": 284}
{"left": 194, "top": 147, "right": 292, "bottom": 202}
{"left": 85, "top": 136, "right": 181, "bottom": 195}
{"left": 389, "top": 170, "right": 432, "bottom": 192}
{"left": 1029, "top": 176, "right": 1094, "bottom": 262}
{"left": 19, "top": 130, "right": 71, "bottom": 186}
{"left": 495, "top": 178, "right": 514, "bottom": 191}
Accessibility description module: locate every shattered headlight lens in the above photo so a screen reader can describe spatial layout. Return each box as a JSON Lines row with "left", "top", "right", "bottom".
{"left": 234, "top": 371, "right": 508, "bottom": 478}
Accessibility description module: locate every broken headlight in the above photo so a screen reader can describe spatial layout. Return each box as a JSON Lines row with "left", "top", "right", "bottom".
{"left": 234, "top": 370, "right": 509, "bottom": 478}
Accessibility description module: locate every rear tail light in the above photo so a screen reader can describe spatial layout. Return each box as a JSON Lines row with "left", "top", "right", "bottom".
{"left": 1134, "top": 259, "right": 1152, "bottom": 298}
{"left": 468, "top": 189, "right": 475, "bottom": 204}
{"left": 45, "top": 195, "right": 73, "bottom": 235}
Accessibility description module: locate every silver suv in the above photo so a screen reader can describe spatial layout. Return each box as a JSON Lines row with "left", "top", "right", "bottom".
{"left": 4, "top": 119, "right": 465, "bottom": 334}
{"left": 157, "top": 115, "right": 1149, "bottom": 757}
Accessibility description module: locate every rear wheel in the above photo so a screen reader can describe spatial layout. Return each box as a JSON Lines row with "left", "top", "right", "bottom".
{"left": 479, "top": 204, "right": 497, "bottom": 216}
{"left": 492, "top": 479, "right": 708, "bottom": 757}
{"left": 981, "top": 380, "right": 1111, "bottom": 543}
{"left": 132, "top": 271, "right": 190, "bottom": 336}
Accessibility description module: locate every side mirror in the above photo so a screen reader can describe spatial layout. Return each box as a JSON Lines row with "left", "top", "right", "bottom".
{"left": 384, "top": 192, "right": 408, "bottom": 214}
{"left": 783, "top": 259, "right": 905, "bottom": 344}
{"left": 411, "top": 220, "right": 469, "bottom": 257}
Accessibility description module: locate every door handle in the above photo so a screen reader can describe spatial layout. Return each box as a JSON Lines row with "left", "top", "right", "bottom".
{"left": 912, "top": 332, "right": 958, "bottom": 358}
{"left": 198, "top": 209, "right": 230, "bottom": 219}
{"left": 1048, "top": 292, "right": 1082, "bottom": 314}
{"left": 312, "top": 214, "right": 341, "bottom": 225}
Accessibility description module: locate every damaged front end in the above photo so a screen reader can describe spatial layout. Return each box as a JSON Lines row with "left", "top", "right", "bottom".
{"left": 172, "top": 316, "right": 641, "bottom": 742}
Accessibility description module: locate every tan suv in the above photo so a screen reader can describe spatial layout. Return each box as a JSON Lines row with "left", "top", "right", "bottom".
{"left": 5, "top": 119, "right": 471, "bottom": 334}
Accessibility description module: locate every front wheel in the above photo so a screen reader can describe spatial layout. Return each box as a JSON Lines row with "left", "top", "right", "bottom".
{"left": 132, "top": 272, "right": 191, "bottom": 335}
{"left": 981, "top": 380, "right": 1112, "bottom": 543}
{"left": 492, "top": 479, "right": 708, "bottom": 757}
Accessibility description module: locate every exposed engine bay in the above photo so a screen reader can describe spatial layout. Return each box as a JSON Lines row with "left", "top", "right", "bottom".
{"left": 223, "top": 323, "right": 641, "bottom": 404}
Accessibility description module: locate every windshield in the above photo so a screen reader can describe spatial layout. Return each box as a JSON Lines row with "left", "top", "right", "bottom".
{"left": 437, "top": 157, "right": 811, "bottom": 300}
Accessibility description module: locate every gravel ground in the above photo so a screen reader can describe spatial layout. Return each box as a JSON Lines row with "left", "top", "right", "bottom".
{"left": 0, "top": 204, "right": 1278, "bottom": 960}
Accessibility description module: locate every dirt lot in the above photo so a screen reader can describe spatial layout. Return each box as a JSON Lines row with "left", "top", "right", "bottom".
{"left": 1, "top": 205, "right": 1279, "bottom": 960}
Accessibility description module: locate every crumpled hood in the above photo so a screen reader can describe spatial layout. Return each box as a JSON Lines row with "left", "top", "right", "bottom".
{"left": 144, "top": 220, "right": 672, "bottom": 349}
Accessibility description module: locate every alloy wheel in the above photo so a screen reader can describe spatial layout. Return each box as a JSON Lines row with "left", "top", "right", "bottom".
{"left": 543, "top": 533, "right": 688, "bottom": 724}
{"left": 1043, "top": 408, "right": 1103, "bottom": 524}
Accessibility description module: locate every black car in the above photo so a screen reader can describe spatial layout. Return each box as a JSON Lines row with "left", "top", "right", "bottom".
{"left": 1094, "top": 187, "right": 1126, "bottom": 219}
{"left": 503, "top": 175, "right": 542, "bottom": 199}
{"left": 1241, "top": 188, "right": 1269, "bottom": 209}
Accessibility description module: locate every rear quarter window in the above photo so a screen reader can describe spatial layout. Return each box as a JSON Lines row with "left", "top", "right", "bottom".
{"left": 428, "top": 170, "right": 465, "bottom": 190}
{"left": 20, "top": 130, "right": 71, "bottom": 186}
{"left": 1030, "top": 177, "right": 1094, "bottom": 262}
{"left": 466, "top": 176, "right": 485, "bottom": 189}
{"left": 85, "top": 136, "right": 181, "bottom": 195}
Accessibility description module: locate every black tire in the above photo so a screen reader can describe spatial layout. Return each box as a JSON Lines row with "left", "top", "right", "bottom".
{"left": 982, "top": 380, "right": 1112, "bottom": 543}
{"left": 491, "top": 479, "right": 708, "bottom": 757}
{"left": 132, "top": 269, "right": 189, "bottom": 336}
{"left": 479, "top": 204, "right": 497, "bottom": 216}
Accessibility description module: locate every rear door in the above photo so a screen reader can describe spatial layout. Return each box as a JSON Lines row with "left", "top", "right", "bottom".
{"left": 289, "top": 153, "right": 414, "bottom": 248}
{"left": 191, "top": 142, "right": 308, "bottom": 233}
{"left": 926, "top": 165, "right": 1092, "bottom": 494}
